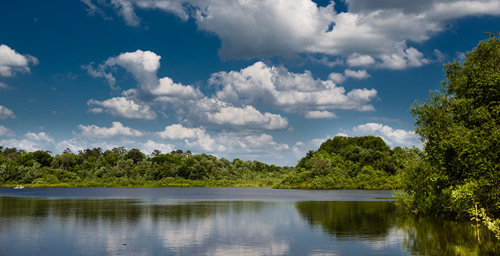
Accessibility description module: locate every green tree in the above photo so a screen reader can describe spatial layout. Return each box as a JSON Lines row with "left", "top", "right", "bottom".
{"left": 124, "top": 149, "right": 145, "bottom": 164}
{"left": 407, "top": 33, "right": 500, "bottom": 219}
{"left": 32, "top": 150, "right": 52, "bottom": 167}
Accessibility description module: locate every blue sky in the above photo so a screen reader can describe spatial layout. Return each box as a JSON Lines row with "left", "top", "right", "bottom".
{"left": 1, "top": 0, "right": 500, "bottom": 166}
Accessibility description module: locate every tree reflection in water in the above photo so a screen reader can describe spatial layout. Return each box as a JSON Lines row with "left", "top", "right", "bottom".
{"left": 1, "top": 196, "right": 499, "bottom": 255}
{"left": 296, "top": 201, "right": 397, "bottom": 240}
{"left": 295, "top": 201, "right": 500, "bottom": 255}
{"left": 397, "top": 215, "right": 500, "bottom": 256}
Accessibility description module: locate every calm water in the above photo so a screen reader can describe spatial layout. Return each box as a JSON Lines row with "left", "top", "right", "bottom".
{"left": 0, "top": 187, "right": 497, "bottom": 255}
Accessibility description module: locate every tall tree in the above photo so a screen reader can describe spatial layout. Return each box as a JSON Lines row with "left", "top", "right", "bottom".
{"left": 408, "top": 33, "right": 500, "bottom": 218}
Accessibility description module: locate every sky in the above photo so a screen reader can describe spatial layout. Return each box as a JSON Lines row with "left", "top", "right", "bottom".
{"left": 1, "top": 0, "right": 500, "bottom": 166}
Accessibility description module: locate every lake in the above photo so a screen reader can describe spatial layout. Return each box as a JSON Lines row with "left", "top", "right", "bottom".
{"left": 0, "top": 187, "right": 498, "bottom": 255}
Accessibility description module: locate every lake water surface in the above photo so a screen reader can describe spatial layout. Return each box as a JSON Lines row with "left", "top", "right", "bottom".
{"left": 0, "top": 187, "right": 498, "bottom": 255}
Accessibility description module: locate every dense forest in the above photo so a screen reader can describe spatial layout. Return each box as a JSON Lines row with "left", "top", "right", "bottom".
{"left": 0, "top": 146, "right": 291, "bottom": 188}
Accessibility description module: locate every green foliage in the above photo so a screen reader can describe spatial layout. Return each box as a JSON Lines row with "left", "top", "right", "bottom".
{"left": 0, "top": 146, "right": 290, "bottom": 188}
{"left": 401, "top": 33, "right": 500, "bottom": 235}
{"left": 124, "top": 148, "right": 145, "bottom": 164}
{"left": 275, "top": 135, "right": 418, "bottom": 189}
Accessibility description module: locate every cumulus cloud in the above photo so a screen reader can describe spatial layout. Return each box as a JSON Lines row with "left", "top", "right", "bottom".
{"left": 327, "top": 69, "right": 371, "bottom": 84}
{"left": 87, "top": 97, "right": 157, "bottom": 120}
{"left": 0, "top": 105, "right": 16, "bottom": 119}
{"left": 87, "top": 107, "right": 103, "bottom": 114}
{"left": 351, "top": 122, "right": 422, "bottom": 147}
{"left": 82, "top": 49, "right": 161, "bottom": 91}
{"left": 86, "top": 50, "right": 378, "bottom": 126}
{"left": 377, "top": 45, "right": 431, "bottom": 70}
{"left": 155, "top": 124, "right": 289, "bottom": 155}
{"left": 156, "top": 124, "right": 223, "bottom": 152}
{"left": 344, "top": 69, "right": 371, "bottom": 80}
{"left": 152, "top": 77, "right": 203, "bottom": 100}
{"left": 210, "top": 62, "right": 377, "bottom": 115}
{"left": 347, "top": 53, "right": 376, "bottom": 67}
{"left": 327, "top": 72, "right": 347, "bottom": 84}
{"left": 84, "top": 51, "right": 290, "bottom": 130}
{"left": 157, "top": 124, "right": 203, "bottom": 140}
{"left": 0, "top": 44, "right": 39, "bottom": 77}
{"left": 0, "top": 125, "right": 15, "bottom": 137}
{"left": 215, "top": 132, "right": 289, "bottom": 154}
{"left": 83, "top": 0, "right": 500, "bottom": 68}
{"left": 141, "top": 140, "right": 175, "bottom": 155}
{"left": 25, "top": 132, "right": 54, "bottom": 143}
{"left": 204, "top": 104, "right": 289, "bottom": 130}
{"left": 181, "top": 97, "right": 288, "bottom": 131}
{"left": 105, "top": 49, "right": 161, "bottom": 84}
{"left": 0, "top": 132, "right": 54, "bottom": 152}
{"left": 77, "top": 122, "right": 145, "bottom": 138}
{"left": 304, "top": 110, "right": 337, "bottom": 119}
{"left": 84, "top": 49, "right": 203, "bottom": 102}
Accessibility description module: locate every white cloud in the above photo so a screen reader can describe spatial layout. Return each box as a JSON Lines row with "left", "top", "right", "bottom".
{"left": 105, "top": 49, "right": 161, "bottom": 82}
{"left": 1, "top": 132, "right": 54, "bottom": 152}
{"left": 0, "top": 44, "right": 39, "bottom": 77}
{"left": 344, "top": 69, "right": 371, "bottom": 80}
{"left": 84, "top": 0, "right": 500, "bottom": 68}
{"left": 351, "top": 122, "right": 422, "bottom": 147}
{"left": 156, "top": 124, "right": 222, "bottom": 152}
{"left": 304, "top": 110, "right": 337, "bottom": 119}
{"left": 204, "top": 104, "right": 289, "bottom": 130}
{"left": 155, "top": 124, "right": 290, "bottom": 155}
{"left": 84, "top": 50, "right": 377, "bottom": 131}
{"left": 77, "top": 122, "right": 145, "bottom": 138}
{"left": 25, "top": 132, "right": 54, "bottom": 143}
{"left": 83, "top": 49, "right": 161, "bottom": 92}
{"left": 210, "top": 61, "right": 377, "bottom": 114}
{"left": 327, "top": 69, "right": 371, "bottom": 84}
{"left": 0, "top": 125, "right": 15, "bottom": 137}
{"left": 87, "top": 97, "right": 157, "bottom": 120}
{"left": 0, "top": 105, "right": 16, "bottom": 119}
{"left": 87, "top": 107, "right": 103, "bottom": 114}
{"left": 157, "top": 124, "right": 202, "bottom": 140}
{"left": 0, "top": 82, "right": 12, "bottom": 90}
{"left": 335, "top": 132, "right": 348, "bottom": 137}
{"left": 377, "top": 45, "right": 430, "bottom": 70}
{"left": 327, "top": 72, "right": 346, "bottom": 84}
{"left": 215, "top": 132, "right": 289, "bottom": 153}
{"left": 141, "top": 140, "right": 175, "bottom": 155}
{"left": 183, "top": 97, "right": 290, "bottom": 131}
{"left": 347, "top": 53, "right": 375, "bottom": 67}
{"left": 152, "top": 77, "right": 203, "bottom": 100}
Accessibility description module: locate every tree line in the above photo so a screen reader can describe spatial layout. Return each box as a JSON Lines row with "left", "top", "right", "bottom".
{"left": 1, "top": 135, "right": 420, "bottom": 191}
{"left": 0, "top": 146, "right": 290, "bottom": 187}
